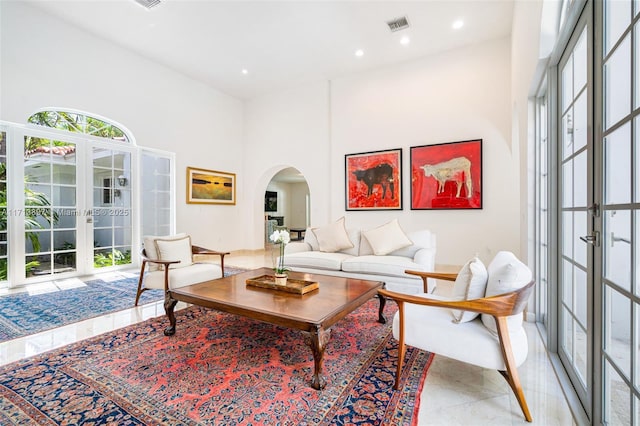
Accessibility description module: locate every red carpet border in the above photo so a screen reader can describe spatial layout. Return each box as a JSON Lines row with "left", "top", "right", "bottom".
{"left": 0, "top": 298, "right": 433, "bottom": 425}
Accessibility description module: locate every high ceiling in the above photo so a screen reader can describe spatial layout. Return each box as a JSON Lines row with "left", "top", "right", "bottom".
{"left": 26, "top": 0, "right": 514, "bottom": 100}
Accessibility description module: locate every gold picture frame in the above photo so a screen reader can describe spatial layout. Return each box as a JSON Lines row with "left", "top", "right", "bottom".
{"left": 186, "top": 167, "right": 236, "bottom": 205}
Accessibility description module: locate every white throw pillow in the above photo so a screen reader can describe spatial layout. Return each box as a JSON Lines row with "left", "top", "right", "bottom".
{"left": 362, "top": 219, "right": 412, "bottom": 256}
{"left": 312, "top": 217, "right": 354, "bottom": 253}
{"left": 451, "top": 257, "right": 488, "bottom": 323}
{"left": 155, "top": 236, "right": 193, "bottom": 269}
{"left": 143, "top": 233, "right": 188, "bottom": 271}
{"left": 481, "top": 251, "right": 532, "bottom": 334}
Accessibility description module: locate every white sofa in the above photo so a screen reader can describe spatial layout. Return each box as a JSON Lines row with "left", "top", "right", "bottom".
{"left": 280, "top": 221, "right": 436, "bottom": 294}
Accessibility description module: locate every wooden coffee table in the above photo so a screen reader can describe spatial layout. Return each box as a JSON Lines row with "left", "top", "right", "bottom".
{"left": 163, "top": 267, "right": 385, "bottom": 390}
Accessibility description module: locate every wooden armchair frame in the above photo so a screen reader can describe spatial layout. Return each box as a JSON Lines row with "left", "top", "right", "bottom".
{"left": 135, "top": 245, "right": 229, "bottom": 306}
{"left": 378, "top": 270, "right": 535, "bottom": 422}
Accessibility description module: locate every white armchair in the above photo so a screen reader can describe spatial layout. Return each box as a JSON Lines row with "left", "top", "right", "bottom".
{"left": 378, "top": 251, "right": 535, "bottom": 422}
{"left": 135, "top": 233, "right": 229, "bottom": 306}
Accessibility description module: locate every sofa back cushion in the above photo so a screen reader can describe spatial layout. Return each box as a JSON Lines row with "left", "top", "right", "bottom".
{"left": 339, "top": 228, "right": 361, "bottom": 256}
{"left": 481, "top": 251, "right": 532, "bottom": 334}
{"left": 304, "top": 228, "right": 320, "bottom": 251}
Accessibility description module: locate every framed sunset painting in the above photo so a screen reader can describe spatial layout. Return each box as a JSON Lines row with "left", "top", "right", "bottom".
{"left": 187, "top": 167, "right": 236, "bottom": 205}
{"left": 345, "top": 148, "right": 402, "bottom": 211}
{"left": 410, "top": 139, "right": 482, "bottom": 210}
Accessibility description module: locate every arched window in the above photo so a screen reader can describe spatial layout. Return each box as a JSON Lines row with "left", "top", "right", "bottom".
{"left": 28, "top": 109, "right": 132, "bottom": 143}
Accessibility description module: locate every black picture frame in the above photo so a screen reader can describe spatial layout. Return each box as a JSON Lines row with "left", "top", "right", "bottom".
{"left": 410, "top": 139, "right": 482, "bottom": 210}
{"left": 345, "top": 148, "right": 402, "bottom": 211}
{"left": 265, "top": 191, "right": 278, "bottom": 212}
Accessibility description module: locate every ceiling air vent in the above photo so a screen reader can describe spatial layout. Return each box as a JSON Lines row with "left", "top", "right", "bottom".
{"left": 386, "top": 16, "right": 410, "bottom": 32}
{"left": 133, "top": 0, "right": 161, "bottom": 9}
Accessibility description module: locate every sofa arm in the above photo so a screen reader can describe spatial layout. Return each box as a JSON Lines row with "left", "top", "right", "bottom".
{"left": 284, "top": 242, "right": 311, "bottom": 254}
{"left": 412, "top": 247, "right": 437, "bottom": 293}
{"left": 413, "top": 247, "right": 436, "bottom": 269}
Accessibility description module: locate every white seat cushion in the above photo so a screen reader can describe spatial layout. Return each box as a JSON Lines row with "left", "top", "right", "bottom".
{"left": 143, "top": 262, "right": 222, "bottom": 290}
{"left": 283, "top": 251, "right": 352, "bottom": 270}
{"left": 393, "top": 293, "right": 528, "bottom": 370}
{"left": 341, "top": 255, "right": 425, "bottom": 278}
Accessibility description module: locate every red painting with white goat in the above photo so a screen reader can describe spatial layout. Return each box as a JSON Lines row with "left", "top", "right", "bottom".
{"left": 345, "top": 148, "right": 402, "bottom": 210}
{"left": 410, "top": 139, "right": 482, "bottom": 209}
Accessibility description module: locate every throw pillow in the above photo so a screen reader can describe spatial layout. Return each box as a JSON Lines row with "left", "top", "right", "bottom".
{"left": 362, "top": 219, "right": 412, "bottom": 256}
{"left": 480, "top": 251, "right": 532, "bottom": 334}
{"left": 450, "top": 257, "right": 488, "bottom": 323}
{"left": 312, "top": 217, "right": 354, "bottom": 253}
{"left": 143, "top": 233, "right": 188, "bottom": 271}
{"left": 154, "top": 236, "right": 193, "bottom": 269}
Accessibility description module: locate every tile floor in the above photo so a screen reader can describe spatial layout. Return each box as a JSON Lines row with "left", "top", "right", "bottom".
{"left": 0, "top": 249, "right": 576, "bottom": 425}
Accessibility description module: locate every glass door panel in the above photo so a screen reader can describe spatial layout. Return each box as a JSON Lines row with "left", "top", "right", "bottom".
{"left": 535, "top": 91, "right": 549, "bottom": 330}
{"left": 23, "top": 136, "right": 77, "bottom": 277}
{"left": 141, "top": 151, "right": 173, "bottom": 237}
{"left": 558, "top": 24, "right": 590, "bottom": 405}
{"left": 92, "top": 147, "right": 132, "bottom": 269}
{"left": 601, "top": 1, "right": 638, "bottom": 423}
{"left": 604, "top": 35, "right": 631, "bottom": 130}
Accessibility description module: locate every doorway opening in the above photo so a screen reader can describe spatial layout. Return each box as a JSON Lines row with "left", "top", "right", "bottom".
{"left": 263, "top": 167, "right": 310, "bottom": 245}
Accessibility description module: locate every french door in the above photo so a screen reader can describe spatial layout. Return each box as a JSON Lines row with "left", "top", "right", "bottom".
{"left": 557, "top": 17, "right": 591, "bottom": 412}
{"left": 549, "top": 1, "right": 640, "bottom": 423}
{"left": 4, "top": 124, "right": 136, "bottom": 286}
{"left": 599, "top": 0, "right": 640, "bottom": 423}
{"left": 90, "top": 145, "right": 134, "bottom": 271}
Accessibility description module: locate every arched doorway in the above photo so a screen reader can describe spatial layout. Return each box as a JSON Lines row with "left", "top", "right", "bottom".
{"left": 263, "top": 167, "right": 310, "bottom": 246}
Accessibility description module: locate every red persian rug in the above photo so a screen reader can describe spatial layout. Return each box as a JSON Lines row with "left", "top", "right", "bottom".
{"left": 0, "top": 299, "right": 433, "bottom": 425}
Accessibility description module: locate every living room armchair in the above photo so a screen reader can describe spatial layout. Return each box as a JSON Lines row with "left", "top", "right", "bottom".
{"left": 378, "top": 251, "right": 535, "bottom": 422}
{"left": 135, "top": 233, "right": 229, "bottom": 306}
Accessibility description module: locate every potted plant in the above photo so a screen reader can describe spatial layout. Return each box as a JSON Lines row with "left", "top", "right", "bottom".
{"left": 269, "top": 229, "right": 290, "bottom": 285}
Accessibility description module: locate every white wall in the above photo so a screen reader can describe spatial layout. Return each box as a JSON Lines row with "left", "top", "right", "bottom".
{"left": 244, "top": 82, "right": 331, "bottom": 248}
{"left": 3, "top": 2, "right": 539, "bottom": 268}
{"left": 1, "top": 2, "right": 245, "bottom": 252}
{"left": 331, "top": 38, "right": 515, "bottom": 265}
{"left": 289, "top": 182, "right": 310, "bottom": 229}
{"left": 511, "top": 0, "right": 544, "bottom": 268}
{"left": 245, "top": 37, "right": 518, "bottom": 266}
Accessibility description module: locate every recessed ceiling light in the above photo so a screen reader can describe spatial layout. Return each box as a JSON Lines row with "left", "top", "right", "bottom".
{"left": 133, "top": 0, "right": 161, "bottom": 10}
{"left": 400, "top": 36, "right": 411, "bottom": 45}
{"left": 452, "top": 19, "right": 464, "bottom": 30}
{"left": 241, "top": 69, "right": 248, "bottom": 75}
{"left": 355, "top": 49, "right": 364, "bottom": 57}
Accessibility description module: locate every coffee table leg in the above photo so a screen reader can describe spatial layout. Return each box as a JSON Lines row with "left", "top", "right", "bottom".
{"left": 378, "top": 294, "right": 386, "bottom": 324}
{"left": 306, "top": 326, "right": 331, "bottom": 390}
{"left": 163, "top": 292, "right": 178, "bottom": 336}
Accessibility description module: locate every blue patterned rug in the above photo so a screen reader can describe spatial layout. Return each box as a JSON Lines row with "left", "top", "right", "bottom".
{"left": 0, "top": 266, "right": 248, "bottom": 343}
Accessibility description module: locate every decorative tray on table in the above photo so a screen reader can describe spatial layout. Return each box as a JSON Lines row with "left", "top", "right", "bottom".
{"left": 246, "top": 275, "right": 319, "bottom": 294}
